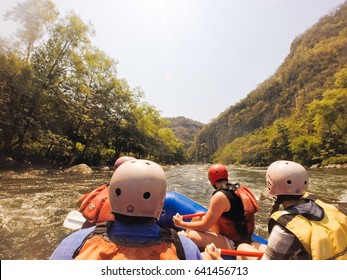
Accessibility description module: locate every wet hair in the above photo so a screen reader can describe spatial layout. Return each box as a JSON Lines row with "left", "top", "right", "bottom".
{"left": 213, "top": 178, "right": 229, "bottom": 189}
{"left": 215, "top": 178, "right": 228, "bottom": 184}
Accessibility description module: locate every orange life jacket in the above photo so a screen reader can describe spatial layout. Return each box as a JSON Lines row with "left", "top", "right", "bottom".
{"left": 78, "top": 184, "right": 115, "bottom": 228}
{"left": 73, "top": 222, "right": 185, "bottom": 260}
{"left": 213, "top": 184, "right": 259, "bottom": 243}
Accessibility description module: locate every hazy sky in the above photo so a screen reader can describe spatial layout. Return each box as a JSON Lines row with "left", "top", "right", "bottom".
{"left": 0, "top": 0, "right": 345, "bottom": 123}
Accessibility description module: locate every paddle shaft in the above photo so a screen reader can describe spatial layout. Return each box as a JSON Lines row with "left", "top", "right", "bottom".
{"left": 181, "top": 212, "right": 206, "bottom": 219}
{"left": 221, "top": 248, "right": 263, "bottom": 258}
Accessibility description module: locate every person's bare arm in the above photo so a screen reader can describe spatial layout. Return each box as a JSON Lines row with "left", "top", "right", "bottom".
{"left": 173, "top": 192, "right": 230, "bottom": 231}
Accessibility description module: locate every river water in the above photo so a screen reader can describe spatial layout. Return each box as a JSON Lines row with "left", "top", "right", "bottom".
{"left": 0, "top": 164, "right": 346, "bottom": 260}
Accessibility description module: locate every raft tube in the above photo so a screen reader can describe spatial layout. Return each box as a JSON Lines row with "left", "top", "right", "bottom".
{"left": 159, "top": 191, "right": 267, "bottom": 245}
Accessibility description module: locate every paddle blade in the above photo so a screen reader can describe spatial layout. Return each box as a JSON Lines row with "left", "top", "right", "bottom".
{"left": 63, "top": 210, "right": 86, "bottom": 230}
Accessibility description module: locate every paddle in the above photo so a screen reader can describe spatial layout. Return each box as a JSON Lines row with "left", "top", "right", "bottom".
{"left": 181, "top": 212, "right": 206, "bottom": 219}
{"left": 220, "top": 248, "right": 264, "bottom": 258}
{"left": 180, "top": 212, "right": 268, "bottom": 245}
{"left": 63, "top": 210, "right": 86, "bottom": 230}
{"left": 64, "top": 211, "right": 205, "bottom": 229}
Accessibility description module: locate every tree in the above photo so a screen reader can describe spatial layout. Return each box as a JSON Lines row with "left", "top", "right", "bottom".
{"left": 0, "top": 1, "right": 189, "bottom": 166}
{"left": 24, "top": 13, "right": 95, "bottom": 163}
{"left": 0, "top": 51, "right": 36, "bottom": 158}
{"left": 157, "top": 128, "right": 186, "bottom": 163}
{"left": 308, "top": 88, "right": 347, "bottom": 158}
{"left": 4, "top": 0, "right": 59, "bottom": 60}
{"left": 268, "top": 121, "right": 293, "bottom": 162}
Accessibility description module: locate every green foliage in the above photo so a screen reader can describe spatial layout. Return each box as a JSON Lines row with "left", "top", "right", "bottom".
{"left": 290, "top": 135, "right": 321, "bottom": 164}
{"left": 0, "top": 0, "right": 186, "bottom": 166}
{"left": 0, "top": 51, "right": 37, "bottom": 158}
{"left": 215, "top": 129, "right": 270, "bottom": 166}
{"left": 157, "top": 128, "right": 186, "bottom": 163}
{"left": 268, "top": 121, "right": 293, "bottom": 162}
{"left": 322, "top": 155, "right": 347, "bottom": 166}
{"left": 190, "top": 2, "right": 347, "bottom": 166}
{"left": 4, "top": 0, "right": 59, "bottom": 59}
{"left": 166, "top": 116, "right": 204, "bottom": 153}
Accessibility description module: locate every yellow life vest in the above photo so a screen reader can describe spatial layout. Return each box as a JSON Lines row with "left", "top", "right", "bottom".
{"left": 270, "top": 197, "right": 347, "bottom": 260}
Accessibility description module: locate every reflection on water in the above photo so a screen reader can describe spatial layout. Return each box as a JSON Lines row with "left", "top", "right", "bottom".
{"left": 0, "top": 165, "right": 346, "bottom": 259}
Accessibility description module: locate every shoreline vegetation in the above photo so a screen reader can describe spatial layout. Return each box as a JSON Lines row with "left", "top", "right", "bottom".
{"left": 1, "top": 1, "right": 346, "bottom": 168}
{"left": 1, "top": 157, "right": 347, "bottom": 172}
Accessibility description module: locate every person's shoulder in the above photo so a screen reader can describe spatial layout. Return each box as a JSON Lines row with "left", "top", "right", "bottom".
{"left": 211, "top": 189, "right": 231, "bottom": 206}
{"left": 212, "top": 190, "right": 229, "bottom": 199}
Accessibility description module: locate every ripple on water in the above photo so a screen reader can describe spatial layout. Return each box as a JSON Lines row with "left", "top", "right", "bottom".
{"left": 0, "top": 165, "right": 346, "bottom": 259}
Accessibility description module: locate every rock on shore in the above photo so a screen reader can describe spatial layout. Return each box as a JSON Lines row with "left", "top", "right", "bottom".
{"left": 64, "top": 164, "right": 93, "bottom": 174}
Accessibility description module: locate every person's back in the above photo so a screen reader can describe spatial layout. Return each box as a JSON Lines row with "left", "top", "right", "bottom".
{"left": 266, "top": 194, "right": 347, "bottom": 260}
{"left": 73, "top": 220, "right": 201, "bottom": 260}
{"left": 212, "top": 182, "right": 258, "bottom": 244}
{"left": 264, "top": 161, "right": 347, "bottom": 260}
{"left": 73, "top": 159, "right": 202, "bottom": 260}
{"left": 173, "top": 164, "right": 258, "bottom": 250}
{"left": 50, "top": 219, "right": 202, "bottom": 260}
{"left": 232, "top": 160, "right": 347, "bottom": 260}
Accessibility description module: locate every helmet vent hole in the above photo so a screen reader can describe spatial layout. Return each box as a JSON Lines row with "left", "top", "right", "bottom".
{"left": 143, "top": 192, "right": 151, "bottom": 199}
{"left": 287, "top": 180, "right": 292, "bottom": 184}
{"left": 115, "top": 188, "right": 121, "bottom": 196}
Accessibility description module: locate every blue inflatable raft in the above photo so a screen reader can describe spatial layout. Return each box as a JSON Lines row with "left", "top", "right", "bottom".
{"left": 158, "top": 191, "right": 267, "bottom": 245}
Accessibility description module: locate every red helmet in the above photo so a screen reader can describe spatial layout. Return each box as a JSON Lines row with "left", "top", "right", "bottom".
{"left": 114, "top": 156, "right": 136, "bottom": 170}
{"left": 208, "top": 164, "right": 228, "bottom": 186}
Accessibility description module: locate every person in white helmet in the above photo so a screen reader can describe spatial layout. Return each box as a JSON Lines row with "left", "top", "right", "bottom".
{"left": 76, "top": 156, "right": 135, "bottom": 228}
{"left": 206, "top": 160, "right": 347, "bottom": 260}
{"left": 72, "top": 159, "right": 203, "bottom": 260}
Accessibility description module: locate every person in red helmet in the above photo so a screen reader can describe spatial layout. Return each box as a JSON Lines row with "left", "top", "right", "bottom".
{"left": 173, "top": 163, "right": 259, "bottom": 250}
{"left": 77, "top": 156, "right": 135, "bottom": 228}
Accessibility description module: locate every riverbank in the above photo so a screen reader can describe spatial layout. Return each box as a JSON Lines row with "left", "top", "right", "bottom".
{"left": 1, "top": 156, "right": 347, "bottom": 172}
{"left": 309, "top": 163, "right": 347, "bottom": 169}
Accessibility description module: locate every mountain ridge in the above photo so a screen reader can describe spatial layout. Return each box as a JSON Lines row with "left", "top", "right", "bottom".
{"left": 188, "top": 2, "right": 347, "bottom": 166}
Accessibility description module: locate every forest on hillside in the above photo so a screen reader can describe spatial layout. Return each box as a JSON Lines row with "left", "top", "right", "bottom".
{"left": 189, "top": 2, "right": 347, "bottom": 167}
{"left": 1, "top": 0, "right": 346, "bottom": 168}
{"left": 0, "top": 0, "right": 186, "bottom": 166}
{"left": 166, "top": 117, "right": 204, "bottom": 150}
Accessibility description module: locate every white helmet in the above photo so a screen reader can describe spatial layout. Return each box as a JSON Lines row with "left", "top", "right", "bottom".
{"left": 114, "top": 156, "right": 136, "bottom": 170}
{"left": 109, "top": 159, "right": 167, "bottom": 220}
{"left": 266, "top": 160, "right": 309, "bottom": 196}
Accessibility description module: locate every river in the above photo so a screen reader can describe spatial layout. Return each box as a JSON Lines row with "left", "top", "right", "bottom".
{"left": 0, "top": 164, "right": 346, "bottom": 260}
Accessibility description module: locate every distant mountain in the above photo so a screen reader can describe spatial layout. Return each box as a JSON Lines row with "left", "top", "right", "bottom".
{"left": 189, "top": 2, "right": 347, "bottom": 166}
{"left": 165, "top": 116, "right": 204, "bottom": 150}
